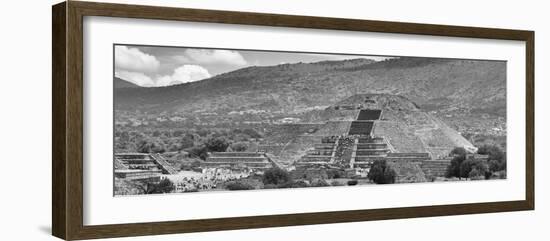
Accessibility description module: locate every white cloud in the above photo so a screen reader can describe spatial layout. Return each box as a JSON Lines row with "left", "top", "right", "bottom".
{"left": 174, "top": 49, "right": 247, "bottom": 66}
{"left": 156, "top": 65, "right": 211, "bottom": 86}
{"left": 171, "top": 65, "right": 212, "bottom": 83}
{"left": 116, "top": 65, "right": 211, "bottom": 87}
{"left": 115, "top": 46, "right": 160, "bottom": 73}
{"left": 155, "top": 75, "right": 175, "bottom": 87}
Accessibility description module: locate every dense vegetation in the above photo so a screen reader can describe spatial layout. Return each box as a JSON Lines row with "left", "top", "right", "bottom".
{"left": 145, "top": 178, "right": 175, "bottom": 194}
{"left": 445, "top": 145, "right": 506, "bottom": 180}
{"left": 262, "top": 168, "right": 292, "bottom": 186}
{"left": 257, "top": 168, "right": 348, "bottom": 190}
{"left": 224, "top": 181, "right": 255, "bottom": 191}
{"left": 367, "top": 160, "right": 397, "bottom": 184}
{"left": 115, "top": 127, "right": 263, "bottom": 160}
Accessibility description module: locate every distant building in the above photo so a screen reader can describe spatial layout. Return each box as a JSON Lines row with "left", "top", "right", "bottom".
{"left": 114, "top": 153, "right": 178, "bottom": 181}
{"left": 204, "top": 152, "right": 273, "bottom": 170}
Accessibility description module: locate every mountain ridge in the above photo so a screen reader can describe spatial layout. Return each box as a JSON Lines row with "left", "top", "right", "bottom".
{"left": 114, "top": 77, "right": 141, "bottom": 89}
{"left": 114, "top": 57, "right": 506, "bottom": 117}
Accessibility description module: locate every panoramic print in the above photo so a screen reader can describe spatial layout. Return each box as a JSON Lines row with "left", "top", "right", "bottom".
{"left": 113, "top": 45, "right": 507, "bottom": 196}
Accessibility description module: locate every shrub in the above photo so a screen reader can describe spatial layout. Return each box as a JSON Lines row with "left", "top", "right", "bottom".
{"left": 460, "top": 158, "right": 489, "bottom": 179}
{"left": 468, "top": 168, "right": 485, "bottom": 180}
{"left": 179, "top": 136, "right": 195, "bottom": 149}
{"left": 146, "top": 178, "right": 174, "bottom": 194}
{"left": 367, "top": 160, "right": 397, "bottom": 184}
{"left": 279, "top": 180, "right": 310, "bottom": 188}
{"left": 136, "top": 138, "right": 166, "bottom": 153}
{"left": 186, "top": 145, "right": 208, "bottom": 160}
{"left": 326, "top": 169, "right": 345, "bottom": 179}
{"left": 445, "top": 153, "right": 467, "bottom": 178}
{"left": 311, "top": 179, "right": 330, "bottom": 187}
{"left": 230, "top": 142, "right": 248, "bottom": 152}
{"left": 459, "top": 159, "right": 476, "bottom": 178}
{"left": 225, "top": 181, "right": 255, "bottom": 191}
{"left": 450, "top": 147, "right": 468, "bottom": 157}
{"left": 204, "top": 137, "right": 230, "bottom": 152}
{"left": 478, "top": 145, "right": 506, "bottom": 173}
{"left": 262, "top": 168, "right": 291, "bottom": 185}
{"left": 488, "top": 159, "right": 506, "bottom": 172}
{"left": 477, "top": 145, "right": 505, "bottom": 162}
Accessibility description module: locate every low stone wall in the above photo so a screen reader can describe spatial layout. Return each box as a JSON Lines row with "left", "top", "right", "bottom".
{"left": 356, "top": 150, "right": 388, "bottom": 156}
{"left": 299, "top": 155, "right": 332, "bottom": 162}
{"left": 114, "top": 170, "right": 162, "bottom": 180}
{"left": 420, "top": 160, "right": 451, "bottom": 177}
{"left": 206, "top": 157, "right": 268, "bottom": 163}
{"left": 203, "top": 161, "right": 273, "bottom": 169}
{"left": 356, "top": 143, "right": 388, "bottom": 149}
{"left": 307, "top": 150, "right": 333, "bottom": 155}
{"left": 387, "top": 152, "right": 430, "bottom": 159}
{"left": 209, "top": 152, "right": 265, "bottom": 157}
{"left": 358, "top": 137, "right": 385, "bottom": 144}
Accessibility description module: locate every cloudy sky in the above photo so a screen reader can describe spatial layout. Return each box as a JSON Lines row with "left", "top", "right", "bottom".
{"left": 114, "top": 45, "right": 390, "bottom": 87}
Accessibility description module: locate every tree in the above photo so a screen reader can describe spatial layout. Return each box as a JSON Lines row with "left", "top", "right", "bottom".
{"left": 488, "top": 158, "right": 507, "bottom": 173}
{"left": 179, "top": 136, "right": 195, "bottom": 149}
{"left": 446, "top": 155, "right": 465, "bottom": 178}
{"left": 326, "top": 169, "right": 344, "bottom": 179}
{"left": 477, "top": 145, "right": 505, "bottom": 162}
{"left": 230, "top": 142, "right": 248, "bottom": 152}
{"left": 367, "top": 160, "right": 396, "bottom": 184}
{"left": 186, "top": 145, "right": 208, "bottom": 160}
{"left": 459, "top": 158, "right": 488, "bottom": 179}
{"left": 262, "top": 168, "right": 291, "bottom": 185}
{"left": 146, "top": 178, "right": 175, "bottom": 194}
{"left": 225, "top": 181, "right": 255, "bottom": 190}
{"left": 478, "top": 145, "right": 506, "bottom": 172}
{"left": 204, "top": 137, "right": 230, "bottom": 152}
{"left": 167, "top": 143, "right": 180, "bottom": 152}
{"left": 450, "top": 147, "right": 468, "bottom": 157}
{"left": 445, "top": 147, "right": 468, "bottom": 178}
{"left": 136, "top": 139, "right": 166, "bottom": 153}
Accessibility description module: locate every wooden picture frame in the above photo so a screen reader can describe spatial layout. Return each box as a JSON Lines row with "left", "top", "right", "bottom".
{"left": 52, "top": 1, "right": 534, "bottom": 240}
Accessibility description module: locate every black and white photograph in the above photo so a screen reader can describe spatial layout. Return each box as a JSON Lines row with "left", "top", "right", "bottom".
{"left": 113, "top": 44, "right": 508, "bottom": 196}
{"left": 0, "top": 0, "right": 545, "bottom": 240}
